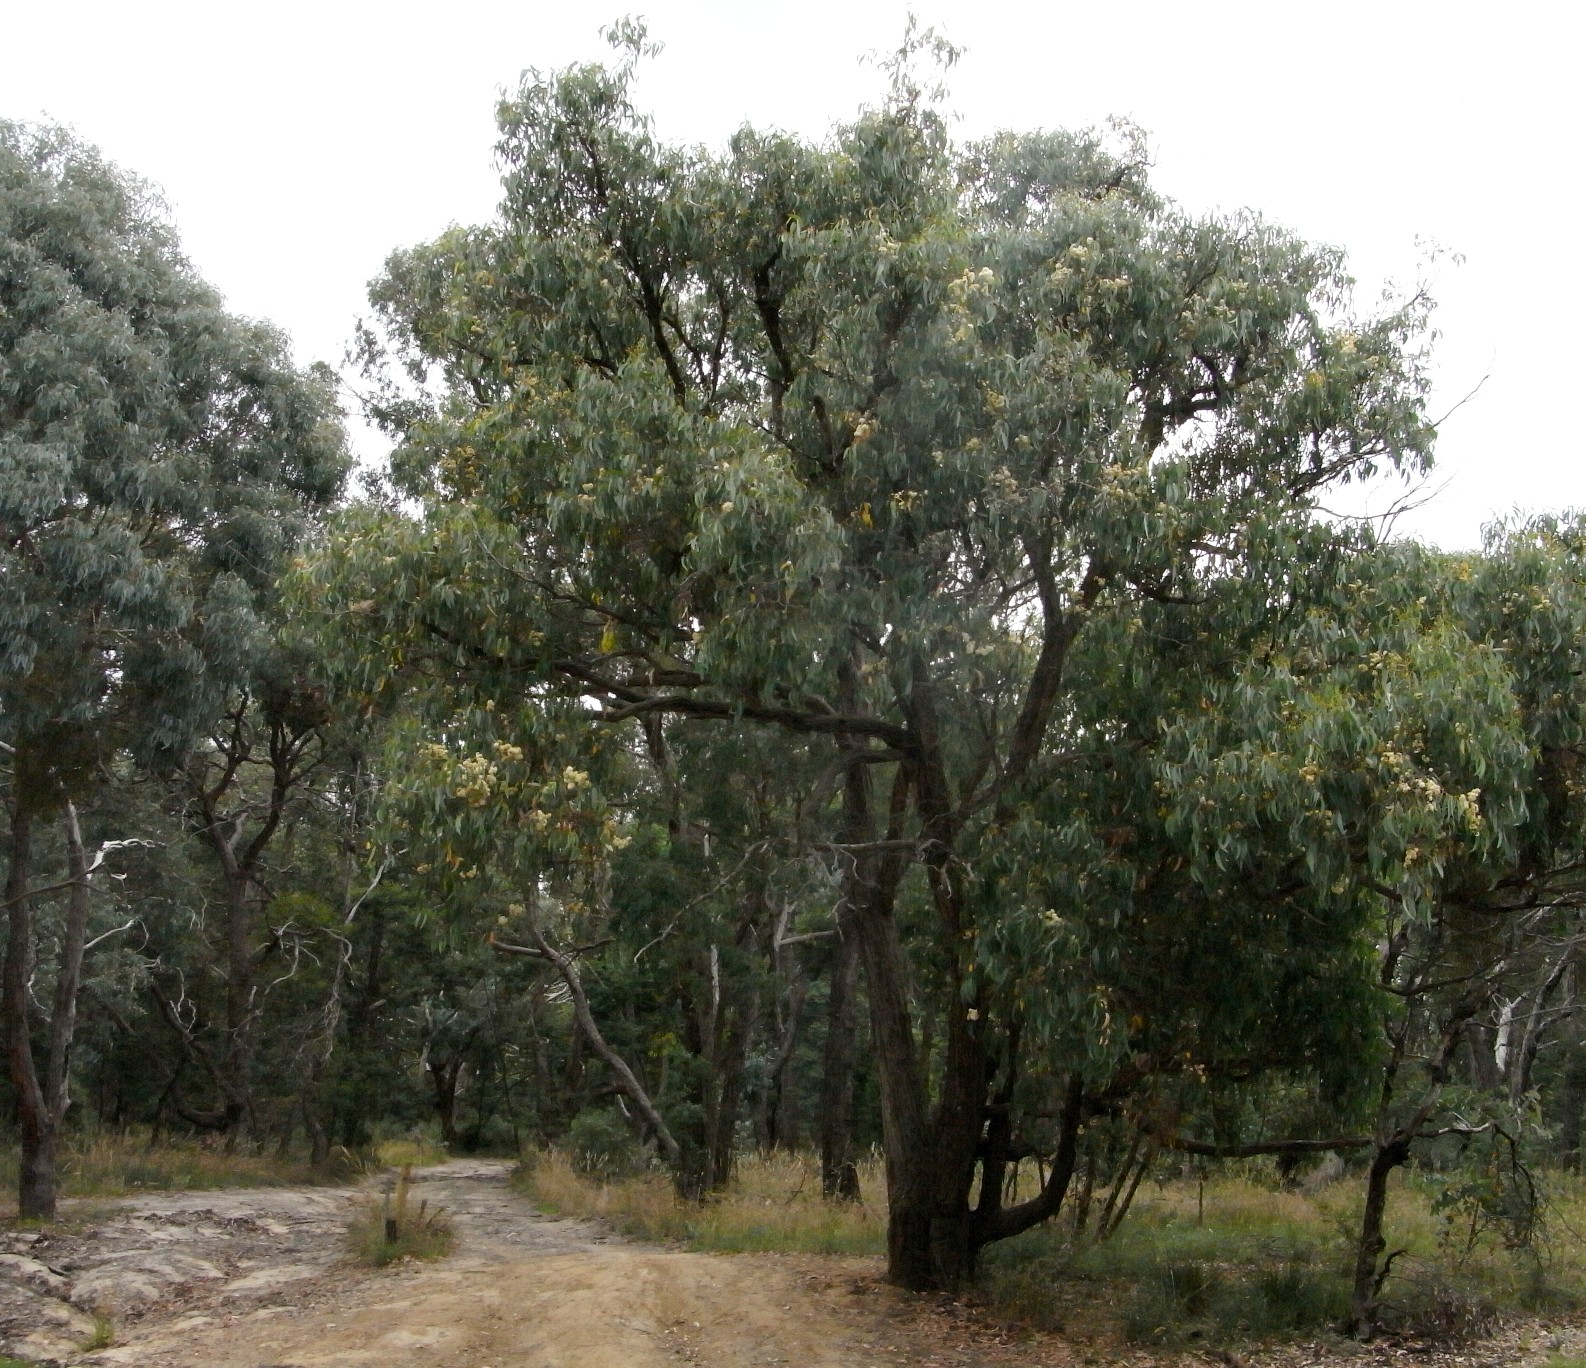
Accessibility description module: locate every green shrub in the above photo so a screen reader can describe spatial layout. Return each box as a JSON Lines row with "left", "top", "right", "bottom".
{"left": 563, "top": 1107, "right": 646, "bottom": 1180}
{"left": 1251, "top": 1259, "right": 1352, "bottom": 1331}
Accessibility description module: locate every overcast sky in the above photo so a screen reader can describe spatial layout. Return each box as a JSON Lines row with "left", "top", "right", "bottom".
{"left": 4, "top": 0, "right": 1579, "bottom": 549}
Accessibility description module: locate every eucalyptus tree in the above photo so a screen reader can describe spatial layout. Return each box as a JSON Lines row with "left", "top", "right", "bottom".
{"left": 1146, "top": 521, "right": 1586, "bottom": 1334}
{"left": 162, "top": 653, "right": 344, "bottom": 1139}
{"left": 0, "top": 122, "right": 347, "bottom": 1216}
{"left": 306, "top": 28, "right": 1433, "bottom": 1285}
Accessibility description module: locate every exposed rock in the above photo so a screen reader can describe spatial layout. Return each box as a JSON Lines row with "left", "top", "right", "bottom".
{"left": 69, "top": 1250, "right": 226, "bottom": 1314}
{"left": 0, "top": 1275, "right": 97, "bottom": 1365}
{"left": 0, "top": 1250, "right": 70, "bottom": 1297}
{"left": 221, "top": 1263, "right": 327, "bottom": 1298}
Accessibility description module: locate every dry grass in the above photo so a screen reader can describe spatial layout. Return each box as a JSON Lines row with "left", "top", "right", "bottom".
{"left": 524, "top": 1151, "right": 1586, "bottom": 1348}
{"left": 982, "top": 1163, "right": 1586, "bottom": 1346}
{"left": 346, "top": 1163, "right": 456, "bottom": 1266}
{"left": 0, "top": 1128, "right": 457, "bottom": 1217}
{"left": 0, "top": 1130, "right": 338, "bottom": 1214}
{"left": 368, "top": 1135, "right": 451, "bottom": 1170}
{"left": 517, "top": 1148, "right": 887, "bottom": 1255}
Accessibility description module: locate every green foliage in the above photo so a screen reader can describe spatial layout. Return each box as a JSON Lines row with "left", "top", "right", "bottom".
{"left": 79, "top": 1314, "right": 115, "bottom": 1351}
{"left": 293, "top": 26, "right": 1445, "bottom": 1261}
{"left": 563, "top": 1106, "right": 646, "bottom": 1180}
{"left": 0, "top": 120, "right": 349, "bottom": 779}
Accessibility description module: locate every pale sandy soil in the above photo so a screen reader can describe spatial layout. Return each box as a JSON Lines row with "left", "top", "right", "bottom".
{"left": 0, "top": 1161, "right": 975, "bottom": 1368}
{"left": 1, "top": 1160, "right": 1582, "bottom": 1368}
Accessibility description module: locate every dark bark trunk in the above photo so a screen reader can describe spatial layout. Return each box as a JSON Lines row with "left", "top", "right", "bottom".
{"left": 4, "top": 800, "right": 95, "bottom": 1221}
{"left": 763, "top": 939, "right": 807, "bottom": 1152}
{"left": 770, "top": 977, "right": 806, "bottom": 1150}
{"left": 190, "top": 704, "right": 317, "bottom": 1142}
{"left": 839, "top": 759, "right": 936, "bottom": 1286}
{"left": 338, "top": 907, "right": 386, "bottom": 1150}
{"left": 1350, "top": 1136, "right": 1411, "bottom": 1337}
{"left": 708, "top": 997, "right": 752, "bottom": 1192}
{"left": 220, "top": 868, "right": 256, "bottom": 1137}
{"left": 819, "top": 928, "right": 862, "bottom": 1201}
{"left": 974, "top": 1076, "right": 1085, "bottom": 1250}
{"left": 1562, "top": 1047, "right": 1586, "bottom": 1170}
{"left": 1071, "top": 1146, "right": 1097, "bottom": 1237}
{"left": 1464, "top": 1021, "right": 1500, "bottom": 1092}
{"left": 304, "top": 1094, "right": 330, "bottom": 1167}
{"left": 4, "top": 800, "right": 55, "bottom": 1220}
{"left": 430, "top": 1057, "right": 463, "bottom": 1148}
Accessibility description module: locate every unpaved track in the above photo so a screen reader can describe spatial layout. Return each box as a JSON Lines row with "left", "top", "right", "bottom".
{"left": 5, "top": 1164, "right": 1582, "bottom": 1367}
{"left": 2, "top": 1162, "right": 967, "bottom": 1368}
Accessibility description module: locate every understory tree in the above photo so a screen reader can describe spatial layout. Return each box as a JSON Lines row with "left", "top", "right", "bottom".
{"left": 1144, "top": 520, "right": 1586, "bottom": 1334}
{"left": 0, "top": 121, "right": 348, "bottom": 1216}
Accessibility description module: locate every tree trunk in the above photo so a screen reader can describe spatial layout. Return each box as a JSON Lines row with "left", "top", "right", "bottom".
{"left": 220, "top": 869, "right": 256, "bottom": 1138}
{"left": 708, "top": 986, "right": 754, "bottom": 1192}
{"left": 820, "top": 929, "right": 862, "bottom": 1200}
{"left": 1350, "top": 1136, "right": 1410, "bottom": 1338}
{"left": 1463, "top": 1021, "right": 1500, "bottom": 1092}
{"left": 838, "top": 758, "right": 938, "bottom": 1287}
{"left": 4, "top": 800, "right": 55, "bottom": 1220}
{"left": 1562, "top": 1047, "right": 1586, "bottom": 1170}
{"left": 492, "top": 919, "right": 683, "bottom": 1169}
{"left": 4, "top": 800, "right": 96, "bottom": 1221}
{"left": 763, "top": 941, "right": 807, "bottom": 1152}
{"left": 430, "top": 1057, "right": 463, "bottom": 1147}
{"left": 338, "top": 906, "right": 386, "bottom": 1149}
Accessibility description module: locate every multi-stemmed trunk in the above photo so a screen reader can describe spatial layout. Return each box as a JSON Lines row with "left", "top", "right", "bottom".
{"left": 181, "top": 698, "right": 323, "bottom": 1141}
{"left": 4, "top": 798, "right": 95, "bottom": 1220}
{"left": 836, "top": 644, "right": 1096, "bottom": 1289}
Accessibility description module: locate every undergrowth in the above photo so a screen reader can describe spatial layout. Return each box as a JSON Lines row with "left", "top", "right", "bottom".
{"left": 346, "top": 1163, "right": 455, "bottom": 1266}
{"left": 980, "top": 1166, "right": 1586, "bottom": 1348}
{"left": 522, "top": 1150, "right": 1586, "bottom": 1349}
{"left": 0, "top": 1131, "right": 336, "bottom": 1211}
{"left": 517, "top": 1148, "right": 886, "bottom": 1255}
{"left": 0, "top": 1126, "right": 457, "bottom": 1216}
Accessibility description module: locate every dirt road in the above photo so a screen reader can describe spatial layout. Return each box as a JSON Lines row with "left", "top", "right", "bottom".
{"left": 0, "top": 1161, "right": 1011, "bottom": 1368}
{"left": 4, "top": 1162, "right": 1578, "bottom": 1368}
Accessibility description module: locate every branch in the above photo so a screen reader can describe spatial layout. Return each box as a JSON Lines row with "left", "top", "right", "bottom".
{"left": 594, "top": 692, "right": 914, "bottom": 749}
{"left": 982, "top": 1077, "right": 1086, "bottom": 1243}
{"left": 1156, "top": 1132, "right": 1372, "bottom": 1158}
{"left": 491, "top": 923, "right": 680, "bottom": 1164}
{"left": 83, "top": 918, "right": 139, "bottom": 954}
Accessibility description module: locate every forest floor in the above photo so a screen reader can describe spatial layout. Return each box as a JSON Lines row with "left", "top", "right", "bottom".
{"left": 0, "top": 1159, "right": 1581, "bottom": 1368}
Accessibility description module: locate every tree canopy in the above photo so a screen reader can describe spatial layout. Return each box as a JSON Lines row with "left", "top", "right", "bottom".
{"left": 1, "top": 119, "right": 348, "bottom": 1216}
{"left": 304, "top": 30, "right": 1440, "bottom": 1287}
{"left": 6, "top": 36, "right": 1586, "bottom": 1346}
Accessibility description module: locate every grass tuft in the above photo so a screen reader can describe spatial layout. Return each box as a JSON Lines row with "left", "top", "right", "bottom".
{"left": 79, "top": 1312, "right": 115, "bottom": 1351}
{"left": 347, "top": 1163, "right": 455, "bottom": 1267}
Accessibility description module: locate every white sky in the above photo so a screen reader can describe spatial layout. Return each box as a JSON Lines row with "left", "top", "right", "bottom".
{"left": 4, "top": 0, "right": 1580, "bottom": 549}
